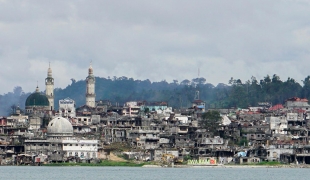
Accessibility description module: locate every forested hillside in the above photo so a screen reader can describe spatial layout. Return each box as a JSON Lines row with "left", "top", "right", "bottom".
{"left": 1, "top": 74, "right": 310, "bottom": 115}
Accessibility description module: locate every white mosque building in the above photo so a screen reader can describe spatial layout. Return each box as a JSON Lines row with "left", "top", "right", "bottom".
{"left": 24, "top": 63, "right": 98, "bottom": 161}
{"left": 24, "top": 116, "right": 98, "bottom": 161}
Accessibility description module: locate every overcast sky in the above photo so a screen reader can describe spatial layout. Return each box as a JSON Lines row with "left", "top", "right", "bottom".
{"left": 1, "top": 0, "right": 310, "bottom": 94}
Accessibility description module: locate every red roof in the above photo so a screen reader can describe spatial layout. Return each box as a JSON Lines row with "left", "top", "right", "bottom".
{"left": 269, "top": 104, "right": 284, "bottom": 111}
{"left": 286, "top": 97, "right": 308, "bottom": 102}
{"left": 192, "top": 99, "right": 204, "bottom": 103}
{"left": 297, "top": 109, "right": 306, "bottom": 113}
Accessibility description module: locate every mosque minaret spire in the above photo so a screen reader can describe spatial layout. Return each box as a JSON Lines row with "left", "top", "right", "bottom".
{"left": 45, "top": 62, "right": 54, "bottom": 110}
{"left": 86, "top": 62, "right": 96, "bottom": 107}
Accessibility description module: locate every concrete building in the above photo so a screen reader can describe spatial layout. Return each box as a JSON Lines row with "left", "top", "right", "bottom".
{"left": 24, "top": 116, "right": 98, "bottom": 162}
{"left": 269, "top": 116, "right": 287, "bottom": 135}
{"left": 192, "top": 99, "right": 206, "bottom": 113}
{"left": 140, "top": 101, "right": 171, "bottom": 114}
{"left": 285, "top": 97, "right": 310, "bottom": 110}
{"left": 123, "top": 101, "right": 140, "bottom": 117}
{"left": 59, "top": 97, "right": 76, "bottom": 118}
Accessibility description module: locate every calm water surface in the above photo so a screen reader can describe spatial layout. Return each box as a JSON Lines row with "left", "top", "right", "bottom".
{"left": 0, "top": 166, "right": 308, "bottom": 180}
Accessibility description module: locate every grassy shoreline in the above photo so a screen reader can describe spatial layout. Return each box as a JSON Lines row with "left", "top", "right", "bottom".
{"left": 42, "top": 161, "right": 292, "bottom": 168}
{"left": 43, "top": 160, "right": 146, "bottom": 167}
{"left": 235, "top": 161, "right": 283, "bottom": 166}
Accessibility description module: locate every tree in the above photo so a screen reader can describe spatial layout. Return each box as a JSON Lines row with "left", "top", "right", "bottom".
{"left": 10, "top": 104, "right": 18, "bottom": 115}
{"left": 172, "top": 80, "right": 179, "bottom": 84}
{"left": 192, "top": 77, "right": 206, "bottom": 86}
{"left": 180, "top": 79, "right": 191, "bottom": 86}
{"left": 228, "top": 78, "right": 247, "bottom": 108}
{"left": 199, "top": 111, "right": 222, "bottom": 136}
{"left": 302, "top": 76, "right": 310, "bottom": 99}
{"left": 13, "top": 86, "right": 23, "bottom": 96}
{"left": 70, "top": 78, "right": 76, "bottom": 84}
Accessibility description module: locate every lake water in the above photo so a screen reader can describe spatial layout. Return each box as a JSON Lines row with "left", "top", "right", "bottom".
{"left": 0, "top": 166, "right": 308, "bottom": 180}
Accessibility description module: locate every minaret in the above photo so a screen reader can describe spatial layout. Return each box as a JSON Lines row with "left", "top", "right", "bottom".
{"left": 86, "top": 62, "right": 96, "bottom": 107}
{"left": 36, "top": 85, "right": 39, "bottom": 93}
{"left": 45, "top": 63, "right": 54, "bottom": 110}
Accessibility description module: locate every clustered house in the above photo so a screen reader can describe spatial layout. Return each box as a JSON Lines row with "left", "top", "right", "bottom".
{"left": 2, "top": 63, "right": 310, "bottom": 166}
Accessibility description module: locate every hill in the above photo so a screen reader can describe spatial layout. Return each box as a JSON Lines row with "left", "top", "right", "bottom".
{"left": 1, "top": 74, "right": 310, "bottom": 115}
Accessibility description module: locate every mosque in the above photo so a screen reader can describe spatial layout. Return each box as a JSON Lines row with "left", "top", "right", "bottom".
{"left": 23, "top": 63, "right": 98, "bottom": 161}
{"left": 24, "top": 116, "right": 98, "bottom": 161}
{"left": 25, "top": 63, "right": 96, "bottom": 114}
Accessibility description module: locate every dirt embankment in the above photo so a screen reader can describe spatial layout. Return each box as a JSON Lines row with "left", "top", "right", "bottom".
{"left": 109, "top": 152, "right": 126, "bottom": 162}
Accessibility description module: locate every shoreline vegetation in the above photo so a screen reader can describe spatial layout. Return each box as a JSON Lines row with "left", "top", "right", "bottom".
{"left": 43, "top": 160, "right": 147, "bottom": 167}
{"left": 41, "top": 160, "right": 310, "bottom": 168}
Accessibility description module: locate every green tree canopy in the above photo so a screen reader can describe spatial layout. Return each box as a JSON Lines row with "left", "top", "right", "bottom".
{"left": 199, "top": 110, "right": 222, "bottom": 136}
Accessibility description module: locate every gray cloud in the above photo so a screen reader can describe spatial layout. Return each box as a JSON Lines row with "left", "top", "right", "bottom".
{"left": 0, "top": 0, "right": 310, "bottom": 93}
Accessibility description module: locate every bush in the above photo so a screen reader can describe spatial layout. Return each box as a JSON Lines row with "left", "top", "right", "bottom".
{"left": 238, "top": 138, "right": 248, "bottom": 147}
{"left": 256, "top": 161, "right": 282, "bottom": 166}
{"left": 183, "top": 155, "right": 192, "bottom": 162}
